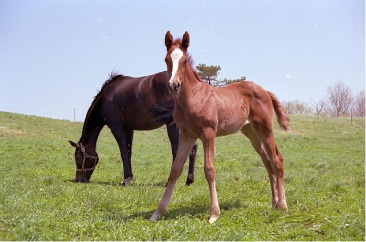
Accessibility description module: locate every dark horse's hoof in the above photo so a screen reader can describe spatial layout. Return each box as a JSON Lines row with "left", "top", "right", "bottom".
{"left": 185, "top": 174, "right": 194, "bottom": 186}
{"left": 185, "top": 178, "right": 194, "bottom": 186}
{"left": 165, "top": 175, "right": 194, "bottom": 187}
{"left": 122, "top": 177, "right": 132, "bottom": 186}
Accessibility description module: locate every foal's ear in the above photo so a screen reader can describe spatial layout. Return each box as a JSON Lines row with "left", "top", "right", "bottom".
{"left": 165, "top": 31, "right": 174, "bottom": 51}
{"left": 181, "top": 31, "right": 190, "bottom": 50}
{"left": 69, "top": 140, "right": 79, "bottom": 148}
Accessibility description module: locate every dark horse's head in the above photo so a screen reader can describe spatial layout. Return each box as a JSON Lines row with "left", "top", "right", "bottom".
{"left": 69, "top": 141, "right": 99, "bottom": 183}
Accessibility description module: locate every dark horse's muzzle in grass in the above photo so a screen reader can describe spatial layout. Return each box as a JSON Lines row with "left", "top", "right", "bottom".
{"left": 69, "top": 141, "right": 98, "bottom": 183}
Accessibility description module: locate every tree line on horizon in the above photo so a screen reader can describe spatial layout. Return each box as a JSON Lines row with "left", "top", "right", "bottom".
{"left": 196, "top": 63, "right": 365, "bottom": 118}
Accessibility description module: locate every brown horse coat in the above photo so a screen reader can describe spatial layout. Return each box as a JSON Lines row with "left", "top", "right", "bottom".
{"left": 151, "top": 31, "right": 290, "bottom": 223}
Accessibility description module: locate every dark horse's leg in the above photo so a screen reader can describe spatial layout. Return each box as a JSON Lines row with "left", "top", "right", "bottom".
{"left": 110, "top": 125, "right": 134, "bottom": 186}
{"left": 188, "top": 141, "right": 198, "bottom": 185}
{"left": 166, "top": 122, "right": 198, "bottom": 185}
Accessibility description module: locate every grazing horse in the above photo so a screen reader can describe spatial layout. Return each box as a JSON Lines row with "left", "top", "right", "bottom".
{"left": 151, "top": 32, "right": 290, "bottom": 223}
{"left": 69, "top": 71, "right": 198, "bottom": 186}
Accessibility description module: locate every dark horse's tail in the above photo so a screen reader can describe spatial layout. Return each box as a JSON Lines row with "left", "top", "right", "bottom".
{"left": 267, "top": 91, "right": 291, "bottom": 132}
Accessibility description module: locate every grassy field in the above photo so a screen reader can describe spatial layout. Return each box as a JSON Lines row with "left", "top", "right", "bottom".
{"left": 0, "top": 111, "right": 364, "bottom": 240}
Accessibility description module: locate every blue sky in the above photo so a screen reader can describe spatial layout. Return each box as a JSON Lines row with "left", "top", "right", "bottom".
{"left": 0, "top": 0, "right": 364, "bottom": 121}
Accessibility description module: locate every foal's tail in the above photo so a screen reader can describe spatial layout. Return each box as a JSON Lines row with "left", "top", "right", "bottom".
{"left": 267, "top": 91, "right": 291, "bottom": 132}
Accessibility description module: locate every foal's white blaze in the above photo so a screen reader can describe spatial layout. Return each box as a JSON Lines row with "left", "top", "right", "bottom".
{"left": 169, "top": 48, "right": 183, "bottom": 84}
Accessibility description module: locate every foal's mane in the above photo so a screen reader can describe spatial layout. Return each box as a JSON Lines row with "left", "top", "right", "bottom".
{"left": 187, "top": 55, "right": 203, "bottom": 82}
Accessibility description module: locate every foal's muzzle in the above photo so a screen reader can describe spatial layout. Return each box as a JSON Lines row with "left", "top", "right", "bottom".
{"left": 168, "top": 81, "right": 180, "bottom": 95}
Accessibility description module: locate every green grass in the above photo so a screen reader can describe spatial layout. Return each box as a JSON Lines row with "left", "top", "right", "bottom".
{"left": 0, "top": 112, "right": 364, "bottom": 240}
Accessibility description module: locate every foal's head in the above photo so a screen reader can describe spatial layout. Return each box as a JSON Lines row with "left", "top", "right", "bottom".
{"left": 69, "top": 141, "right": 99, "bottom": 183}
{"left": 164, "top": 31, "right": 190, "bottom": 95}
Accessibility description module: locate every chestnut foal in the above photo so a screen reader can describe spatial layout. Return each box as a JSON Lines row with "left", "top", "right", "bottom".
{"left": 151, "top": 31, "right": 290, "bottom": 223}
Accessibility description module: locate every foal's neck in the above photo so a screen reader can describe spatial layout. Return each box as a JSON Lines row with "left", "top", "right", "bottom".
{"left": 179, "top": 66, "right": 204, "bottom": 99}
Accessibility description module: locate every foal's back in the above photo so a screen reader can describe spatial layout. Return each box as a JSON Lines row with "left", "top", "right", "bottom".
{"left": 200, "top": 81, "right": 274, "bottom": 136}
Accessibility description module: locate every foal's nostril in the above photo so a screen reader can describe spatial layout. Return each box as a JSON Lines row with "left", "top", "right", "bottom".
{"left": 168, "top": 82, "right": 180, "bottom": 91}
{"left": 172, "top": 82, "right": 180, "bottom": 91}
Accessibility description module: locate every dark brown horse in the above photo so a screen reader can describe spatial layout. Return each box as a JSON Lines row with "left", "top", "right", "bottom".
{"left": 69, "top": 71, "right": 198, "bottom": 185}
{"left": 151, "top": 32, "right": 290, "bottom": 223}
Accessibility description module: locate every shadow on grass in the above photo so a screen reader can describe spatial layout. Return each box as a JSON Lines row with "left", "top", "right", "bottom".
{"left": 64, "top": 179, "right": 125, "bottom": 187}
{"left": 106, "top": 199, "right": 242, "bottom": 222}
{"left": 92, "top": 179, "right": 197, "bottom": 188}
{"left": 91, "top": 181, "right": 125, "bottom": 186}
{"left": 64, "top": 179, "right": 174, "bottom": 187}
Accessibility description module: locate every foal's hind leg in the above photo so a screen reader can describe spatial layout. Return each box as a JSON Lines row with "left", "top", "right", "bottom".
{"left": 242, "top": 125, "right": 279, "bottom": 207}
{"left": 262, "top": 141, "right": 287, "bottom": 210}
{"left": 241, "top": 124, "right": 287, "bottom": 210}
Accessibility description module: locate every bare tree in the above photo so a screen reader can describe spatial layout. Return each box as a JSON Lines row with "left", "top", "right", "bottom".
{"left": 314, "top": 99, "right": 326, "bottom": 116}
{"left": 325, "top": 81, "right": 353, "bottom": 117}
{"left": 353, "top": 90, "right": 365, "bottom": 117}
{"left": 283, "top": 100, "right": 313, "bottom": 115}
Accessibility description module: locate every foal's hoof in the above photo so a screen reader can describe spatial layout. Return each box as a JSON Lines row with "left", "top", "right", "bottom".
{"left": 209, "top": 215, "right": 219, "bottom": 224}
{"left": 274, "top": 200, "right": 288, "bottom": 211}
{"left": 150, "top": 212, "right": 161, "bottom": 222}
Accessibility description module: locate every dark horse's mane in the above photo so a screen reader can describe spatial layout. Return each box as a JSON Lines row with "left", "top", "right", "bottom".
{"left": 97, "top": 72, "right": 123, "bottom": 97}
{"left": 88, "top": 72, "right": 124, "bottom": 112}
{"left": 80, "top": 73, "right": 123, "bottom": 141}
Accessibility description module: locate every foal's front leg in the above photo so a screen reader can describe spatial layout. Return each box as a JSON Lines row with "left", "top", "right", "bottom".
{"left": 150, "top": 133, "right": 197, "bottom": 221}
{"left": 202, "top": 132, "right": 220, "bottom": 223}
{"left": 166, "top": 123, "right": 197, "bottom": 185}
